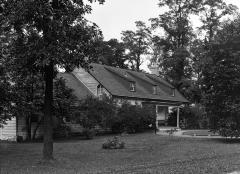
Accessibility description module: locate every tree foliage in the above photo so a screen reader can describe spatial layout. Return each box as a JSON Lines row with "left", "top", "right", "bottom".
{"left": 121, "top": 21, "right": 151, "bottom": 71}
{"left": 0, "top": 63, "right": 11, "bottom": 126}
{"left": 73, "top": 95, "right": 116, "bottom": 138}
{"left": 202, "top": 17, "right": 240, "bottom": 137}
{"left": 3, "top": 0, "right": 104, "bottom": 160}
{"left": 150, "top": 0, "right": 197, "bottom": 89}
{"left": 97, "top": 39, "right": 128, "bottom": 69}
{"left": 53, "top": 77, "right": 78, "bottom": 122}
{"left": 12, "top": 72, "right": 44, "bottom": 140}
{"left": 0, "top": 3, "right": 14, "bottom": 126}
{"left": 168, "top": 105, "right": 208, "bottom": 129}
{"left": 198, "top": 0, "right": 238, "bottom": 42}
{"left": 110, "top": 102, "right": 156, "bottom": 134}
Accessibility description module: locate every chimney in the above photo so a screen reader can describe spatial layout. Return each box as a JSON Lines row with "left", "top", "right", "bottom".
{"left": 148, "top": 63, "right": 159, "bottom": 76}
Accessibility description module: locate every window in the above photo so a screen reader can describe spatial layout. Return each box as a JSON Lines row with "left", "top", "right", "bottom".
{"left": 153, "top": 85, "right": 157, "bottom": 95}
{"left": 130, "top": 82, "right": 136, "bottom": 92}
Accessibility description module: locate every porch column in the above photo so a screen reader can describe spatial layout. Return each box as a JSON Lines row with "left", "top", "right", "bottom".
{"left": 177, "top": 107, "right": 180, "bottom": 128}
{"left": 155, "top": 105, "right": 158, "bottom": 132}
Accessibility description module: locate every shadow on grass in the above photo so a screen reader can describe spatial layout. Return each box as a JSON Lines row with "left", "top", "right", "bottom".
{"left": 211, "top": 137, "right": 240, "bottom": 144}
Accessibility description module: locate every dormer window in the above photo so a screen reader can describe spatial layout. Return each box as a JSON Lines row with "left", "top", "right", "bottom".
{"left": 153, "top": 85, "right": 157, "bottom": 95}
{"left": 171, "top": 88, "right": 175, "bottom": 96}
{"left": 130, "top": 82, "right": 136, "bottom": 92}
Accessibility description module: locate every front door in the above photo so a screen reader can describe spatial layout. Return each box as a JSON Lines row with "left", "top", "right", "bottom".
{"left": 157, "top": 106, "right": 167, "bottom": 120}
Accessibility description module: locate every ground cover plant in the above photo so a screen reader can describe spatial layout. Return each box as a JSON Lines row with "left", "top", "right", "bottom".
{"left": 1, "top": 133, "right": 240, "bottom": 174}
{"left": 102, "top": 136, "right": 125, "bottom": 149}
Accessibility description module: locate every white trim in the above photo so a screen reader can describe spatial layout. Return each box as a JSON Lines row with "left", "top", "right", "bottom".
{"left": 129, "top": 82, "right": 136, "bottom": 92}
{"left": 177, "top": 107, "right": 180, "bottom": 128}
{"left": 0, "top": 126, "right": 2, "bottom": 139}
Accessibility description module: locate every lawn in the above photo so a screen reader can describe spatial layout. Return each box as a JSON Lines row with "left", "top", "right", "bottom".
{"left": 1, "top": 132, "right": 240, "bottom": 174}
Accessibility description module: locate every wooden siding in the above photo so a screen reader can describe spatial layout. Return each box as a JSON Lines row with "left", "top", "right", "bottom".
{"left": 0, "top": 118, "right": 17, "bottom": 141}
{"left": 17, "top": 117, "right": 43, "bottom": 140}
{"left": 73, "top": 68, "right": 99, "bottom": 96}
{"left": 115, "top": 98, "right": 143, "bottom": 106}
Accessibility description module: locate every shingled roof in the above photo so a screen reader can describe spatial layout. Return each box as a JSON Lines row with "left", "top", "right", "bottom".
{"left": 57, "top": 73, "right": 93, "bottom": 100}
{"left": 89, "top": 63, "right": 189, "bottom": 103}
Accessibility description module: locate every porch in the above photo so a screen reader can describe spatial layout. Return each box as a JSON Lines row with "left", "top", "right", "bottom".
{"left": 156, "top": 105, "right": 181, "bottom": 130}
{"left": 142, "top": 102, "right": 183, "bottom": 131}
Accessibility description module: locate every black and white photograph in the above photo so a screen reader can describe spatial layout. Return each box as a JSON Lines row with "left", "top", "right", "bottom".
{"left": 1, "top": 0, "right": 240, "bottom": 173}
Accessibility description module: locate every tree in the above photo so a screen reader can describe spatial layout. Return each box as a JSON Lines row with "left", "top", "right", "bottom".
{"left": 0, "top": 63, "right": 11, "bottom": 126}
{"left": 150, "top": 0, "right": 198, "bottom": 90}
{"left": 121, "top": 21, "right": 151, "bottom": 71}
{"left": 202, "top": 17, "right": 240, "bottom": 137}
{"left": 198, "top": 0, "right": 238, "bottom": 42}
{"left": 11, "top": 72, "right": 44, "bottom": 141}
{"left": 10, "top": 74, "right": 78, "bottom": 141}
{"left": 3, "top": 0, "right": 104, "bottom": 160}
{"left": 0, "top": 4, "right": 13, "bottom": 126}
{"left": 53, "top": 77, "right": 78, "bottom": 123}
{"left": 188, "top": 1, "right": 238, "bottom": 103}
{"left": 98, "top": 39, "right": 128, "bottom": 69}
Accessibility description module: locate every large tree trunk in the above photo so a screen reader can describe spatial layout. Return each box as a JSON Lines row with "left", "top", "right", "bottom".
{"left": 42, "top": 62, "right": 54, "bottom": 160}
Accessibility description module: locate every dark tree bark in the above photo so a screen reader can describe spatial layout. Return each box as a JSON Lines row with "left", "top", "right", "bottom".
{"left": 43, "top": 62, "right": 54, "bottom": 160}
{"left": 26, "top": 115, "right": 32, "bottom": 140}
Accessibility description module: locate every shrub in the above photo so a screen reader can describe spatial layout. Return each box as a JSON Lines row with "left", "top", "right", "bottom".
{"left": 110, "top": 102, "right": 155, "bottom": 133}
{"left": 82, "top": 128, "right": 96, "bottom": 139}
{"left": 167, "top": 105, "right": 208, "bottom": 129}
{"left": 73, "top": 95, "right": 116, "bottom": 138}
{"left": 218, "top": 118, "right": 240, "bottom": 138}
{"left": 102, "top": 136, "right": 125, "bottom": 149}
{"left": 72, "top": 97, "right": 156, "bottom": 135}
{"left": 53, "top": 124, "right": 71, "bottom": 139}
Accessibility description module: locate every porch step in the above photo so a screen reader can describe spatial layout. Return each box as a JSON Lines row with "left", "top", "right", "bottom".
{"left": 157, "top": 127, "right": 181, "bottom": 135}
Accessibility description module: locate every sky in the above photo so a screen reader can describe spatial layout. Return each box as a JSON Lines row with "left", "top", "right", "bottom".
{"left": 86, "top": 0, "right": 160, "bottom": 40}
{"left": 85, "top": 0, "right": 240, "bottom": 71}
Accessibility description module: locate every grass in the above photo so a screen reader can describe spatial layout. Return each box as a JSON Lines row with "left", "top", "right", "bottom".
{"left": 1, "top": 132, "right": 240, "bottom": 174}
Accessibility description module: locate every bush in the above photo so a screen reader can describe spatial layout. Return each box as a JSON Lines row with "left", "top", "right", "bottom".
{"left": 73, "top": 97, "right": 156, "bottom": 135}
{"left": 53, "top": 124, "right": 71, "bottom": 139}
{"left": 218, "top": 118, "right": 240, "bottom": 138}
{"left": 73, "top": 96, "right": 116, "bottom": 138}
{"left": 110, "top": 102, "right": 155, "bottom": 134}
{"left": 102, "top": 136, "right": 125, "bottom": 149}
{"left": 82, "top": 128, "right": 96, "bottom": 139}
{"left": 167, "top": 105, "right": 208, "bottom": 129}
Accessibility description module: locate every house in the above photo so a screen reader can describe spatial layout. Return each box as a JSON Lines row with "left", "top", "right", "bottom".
{"left": 60, "top": 63, "right": 189, "bottom": 129}
{"left": 0, "top": 63, "right": 188, "bottom": 141}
